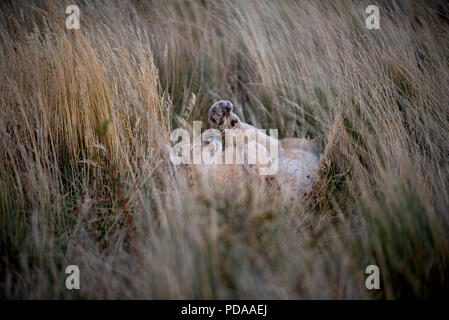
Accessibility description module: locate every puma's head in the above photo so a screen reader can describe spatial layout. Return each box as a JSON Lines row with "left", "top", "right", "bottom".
{"left": 202, "top": 136, "right": 222, "bottom": 156}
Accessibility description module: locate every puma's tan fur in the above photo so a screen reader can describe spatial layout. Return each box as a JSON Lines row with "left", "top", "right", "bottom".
{"left": 207, "top": 100, "right": 320, "bottom": 201}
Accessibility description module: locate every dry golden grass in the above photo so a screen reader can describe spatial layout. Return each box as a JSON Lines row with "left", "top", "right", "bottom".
{"left": 0, "top": 0, "right": 448, "bottom": 299}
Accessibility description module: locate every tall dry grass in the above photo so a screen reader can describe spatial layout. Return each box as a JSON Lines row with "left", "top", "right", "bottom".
{"left": 0, "top": 0, "right": 448, "bottom": 299}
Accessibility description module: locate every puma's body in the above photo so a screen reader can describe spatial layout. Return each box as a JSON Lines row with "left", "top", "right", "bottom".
{"left": 208, "top": 100, "right": 320, "bottom": 201}
{"left": 277, "top": 144, "right": 319, "bottom": 201}
{"left": 195, "top": 136, "right": 271, "bottom": 187}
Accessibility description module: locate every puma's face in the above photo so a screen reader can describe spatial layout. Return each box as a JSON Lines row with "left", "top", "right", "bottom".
{"left": 202, "top": 136, "right": 222, "bottom": 156}
{"left": 208, "top": 100, "right": 240, "bottom": 133}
